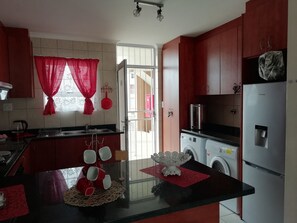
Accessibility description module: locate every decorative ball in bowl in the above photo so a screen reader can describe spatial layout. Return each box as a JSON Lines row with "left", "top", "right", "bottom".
{"left": 151, "top": 151, "right": 191, "bottom": 176}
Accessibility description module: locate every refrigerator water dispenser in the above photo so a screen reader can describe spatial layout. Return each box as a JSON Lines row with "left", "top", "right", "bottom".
{"left": 255, "top": 125, "right": 268, "bottom": 148}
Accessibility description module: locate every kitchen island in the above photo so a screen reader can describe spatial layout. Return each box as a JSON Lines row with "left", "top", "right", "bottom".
{"left": 0, "top": 158, "right": 254, "bottom": 223}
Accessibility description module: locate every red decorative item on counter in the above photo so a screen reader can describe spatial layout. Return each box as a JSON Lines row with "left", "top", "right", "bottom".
{"left": 76, "top": 178, "right": 95, "bottom": 196}
{"left": 94, "top": 174, "right": 112, "bottom": 190}
{"left": 140, "top": 165, "right": 210, "bottom": 188}
{"left": 0, "top": 184, "right": 29, "bottom": 221}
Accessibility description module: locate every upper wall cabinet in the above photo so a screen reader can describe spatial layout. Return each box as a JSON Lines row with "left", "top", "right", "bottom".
{"left": 5, "top": 27, "right": 34, "bottom": 98}
{"left": 162, "top": 37, "right": 195, "bottom": 152}
{"left": 195, "top": 17, "right": 242, "bottom": 95}
{"left": 0, "top": 22, "right": 9, "bottom": 83}
{"left": 243, "top": 0, "right": 288, "bottom": 58}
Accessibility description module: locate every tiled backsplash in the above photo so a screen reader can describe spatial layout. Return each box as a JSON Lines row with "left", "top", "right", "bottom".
{"left": 0, "top": 38, "right": 117, "bottom": 131}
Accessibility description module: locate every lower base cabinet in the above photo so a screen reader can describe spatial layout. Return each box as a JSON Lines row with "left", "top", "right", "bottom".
{"left": 24, "top": 134, "right": 121, "bottom": 173}
{"left": 30, "top": 139, "right": 56, "bottom": 173}
{"left": 134, "top": 203, "right": 219, "bottom": 223}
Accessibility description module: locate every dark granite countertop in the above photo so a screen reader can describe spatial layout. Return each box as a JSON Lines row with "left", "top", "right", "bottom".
{"left": 0, "top": 125, "right": 123, "bottom": 177}
{"left": 181, "top": 129, "right": 240, "bottom": 146}
{"left": 0, "top": 159, "right": 254, "bottom": 223}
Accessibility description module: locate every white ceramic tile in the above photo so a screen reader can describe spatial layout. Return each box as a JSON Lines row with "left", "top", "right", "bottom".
{"left": 220, "top": 205, "right": 233, "bottom": 217}
{"left": 41, "top": 38, "right": 58, "bottom": 48}
{"left": 31, "top": 37, "right": 41, "bottom": 48}
{"left": 58, "top": 111, "right": 76, "bottom": 127}
{"left": 233, "top": 105, "right": 241, "bottom": 128}
{"left": 223, "top": 105, "right": 235, "bottom": 126}
{"left": 103, "top": 43, "right": 116, "bottom": 52}
{"left": 44, "top": 114, "right": 61, "bottom": 128}
{"left": 103, "top": 107, "right": 117, "bottom": 124}
{"left": 72, "top": 41, "right": 88, "bottom": 50}
{"left": 26, "top": 109, "right": 44, "bottom": 129}
{"left": 58, "top": 49, "right": 73, "bottom": 58}
{"left": 9, "top": 99, "right": 27, "bottom": 110}
{"left": 0, "top": 111, "right": 10, "bottom": 130}
{"left": 41, "top": 48, "right": 58, "bottom": 56}
{"left": 32, "top": 47, "right": 41, "bottom": 56}
{"left": 102, "top": 52, "right": 116, "bottom": 71}
{"left": 221, "top": 213, "right": 245, "bottom": 223}
{"left": 102, "top": 70, "right": 117, "bottom": 89}
{"left": 88, "top": 51, "right": 102, "bottom": 60}
{"left": 34, "top": 70, "right": 42, "bottom": 90}
{"left": 90, "top": 110, "right": 105, "bottom": 125}
{"left": 9, "top": 110, "right": 28, "bottom": 126}
{"left": 26, "top": 89, "right": 44, "bottom": 109}
{"left": 73, "top": 50, "right": 89, "bottom": 58}
{"left": 58, "top": 40, "right": 73, "bottom": 50}
{"left": 75, "top": 111, "right": 91, "bottom": 127}
{"left": 88, "top": 42, "right": 102, "bottom": 51}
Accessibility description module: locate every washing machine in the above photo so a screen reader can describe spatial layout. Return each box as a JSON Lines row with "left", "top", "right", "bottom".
{"left": 206, "top": 139, "right": 239, "bottom": 214}
{"left": 180, "top": 132, "right": 207, "bottom": 165}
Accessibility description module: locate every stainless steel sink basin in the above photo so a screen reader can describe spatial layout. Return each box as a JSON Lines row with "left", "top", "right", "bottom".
{"left": 61, "top": 129, "right": 113, "bottom": 135}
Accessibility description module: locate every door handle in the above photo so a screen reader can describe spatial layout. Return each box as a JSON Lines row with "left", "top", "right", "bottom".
{"left": 168, "top": 111, "right": 173, "bottom": 117}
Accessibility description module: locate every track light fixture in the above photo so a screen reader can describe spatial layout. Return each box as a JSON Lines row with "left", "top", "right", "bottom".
{"left": 156, "top": 7, "right": 164, "bottom": 22}
{"left": 133, "top": 0, "right": 164, "bottom": 22}
{"left": 133, "top": 2, "right": 142, "bottom": 17}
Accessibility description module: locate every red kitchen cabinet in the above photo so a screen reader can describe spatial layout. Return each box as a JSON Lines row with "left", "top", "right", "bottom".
{"left": 195, "top": 17, "right": 242, "bottom": 95}
{"left": 30, "top": 139, "right": 56, "bottom": 173}
{"left": 55, "top": 134, "right": 121, "bottom": 169}
{"left": 243, "top": 0, "right": 288, "bottom": 58}
{"left": 0, "top": 22, "right": 9, "bottom": 83}
{"left": 162, "top": 37, "right": 195, "bottom": 152}
{"left": 196, "top": 34, "right": 220, "bottom": 95}
{"left": 55, "top": 136, "right": 90, "bottom": 169}
{"left": 5, "top": 27, "right": 34, "bottom": 98}
{"left": 220, "top": 24, "right": 242, "bottom": 94}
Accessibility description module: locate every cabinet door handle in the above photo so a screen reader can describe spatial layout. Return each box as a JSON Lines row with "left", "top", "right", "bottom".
{"left": 168, "top": 111, "right": 173, "bottom": 117}
{"left": 259, "top": 39, "right": 265, "bottom": 52}
{"left": 267, "top": 36, "right": 272, "bottom": 50}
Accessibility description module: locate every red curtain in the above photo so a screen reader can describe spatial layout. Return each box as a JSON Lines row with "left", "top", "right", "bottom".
{"left": 34, "top": 56, "right": 67, "bottom": 115}
{"left": 67, "top": 58, "right": 99, "bottom": 115}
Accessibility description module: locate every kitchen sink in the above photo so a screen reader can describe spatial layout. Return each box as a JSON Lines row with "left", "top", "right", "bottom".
{"left": 61, "top": 129, "right": 113, "bottom": 135}
{"left": 37, "top": 128, "right": 114, "bottom": 138}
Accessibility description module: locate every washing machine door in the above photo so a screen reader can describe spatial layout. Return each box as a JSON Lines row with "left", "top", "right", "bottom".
{"left": 183, "top": 145, "right": 198, "bottom": 162}
{"left": 210, "top": 156, "right": 231, "bottom": 176}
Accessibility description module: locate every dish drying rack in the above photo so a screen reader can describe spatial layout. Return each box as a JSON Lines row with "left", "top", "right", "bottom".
{"left": 85, "top": 134, "right": 104, "bottom": 153}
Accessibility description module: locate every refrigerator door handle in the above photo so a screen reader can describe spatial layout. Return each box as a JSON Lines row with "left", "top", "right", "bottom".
{"left": 244, "top": 161, "right": 285, "bottom": 179}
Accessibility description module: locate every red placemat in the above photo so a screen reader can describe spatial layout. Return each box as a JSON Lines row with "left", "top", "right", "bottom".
{"left": 0, "top": 184, "right": 29, "bottom": 221}
{"left": 140, "top": 165, "right": 210, "bottom": 188}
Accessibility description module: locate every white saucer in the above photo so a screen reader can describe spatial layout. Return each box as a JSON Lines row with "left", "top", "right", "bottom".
{"left": 0, "top": 151, "right": 11, "bottom": 157}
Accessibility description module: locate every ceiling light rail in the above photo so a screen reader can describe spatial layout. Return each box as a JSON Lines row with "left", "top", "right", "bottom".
{"left": 133, "top": 0, "right": 164, "bottom": 22}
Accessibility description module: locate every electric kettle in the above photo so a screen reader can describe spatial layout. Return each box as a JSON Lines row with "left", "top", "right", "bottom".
{"left": 12, "top": 120, "right": 28, "bottom": 133}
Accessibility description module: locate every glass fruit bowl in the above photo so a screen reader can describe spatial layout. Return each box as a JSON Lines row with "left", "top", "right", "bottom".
{"left": 151, "top": 151, "right": 191, "bottom": 176}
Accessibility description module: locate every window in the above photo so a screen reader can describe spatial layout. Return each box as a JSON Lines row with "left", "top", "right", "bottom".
{"left": 35, "top": 56, "right": 100, "bottom": 115}
{"left": 43, "top": 65, "right": 99, "bottom": 112}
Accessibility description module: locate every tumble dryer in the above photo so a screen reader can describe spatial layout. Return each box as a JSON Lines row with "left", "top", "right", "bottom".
{"left": 180, "top": 132, "right": 207, "bottom": 165}
{"left": 206, "top": 139, "right": 239, "bottom": 213}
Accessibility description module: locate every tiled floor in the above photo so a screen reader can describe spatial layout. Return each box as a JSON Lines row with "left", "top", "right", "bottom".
{"left": 220, "top": 205, "right": 245, "bottom": 223}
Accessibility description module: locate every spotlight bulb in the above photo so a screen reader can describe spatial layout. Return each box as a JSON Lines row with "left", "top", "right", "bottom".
{"left": 133, "top": 3, "right": 142, "bottom": 17}
{"left": 157, "top": 8, "right": 164, "bottom": 22}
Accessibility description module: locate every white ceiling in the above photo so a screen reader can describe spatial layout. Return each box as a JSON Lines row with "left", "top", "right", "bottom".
{"left": 0, "top": 0, "right": 247, "bottom": 46}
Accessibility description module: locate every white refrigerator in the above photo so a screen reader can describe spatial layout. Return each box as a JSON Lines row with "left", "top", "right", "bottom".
{"left": 242, "top": 82, "right": 286, "bottom": 223}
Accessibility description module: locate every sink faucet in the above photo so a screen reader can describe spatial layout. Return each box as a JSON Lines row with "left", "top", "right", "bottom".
{"left": 85, "top": 124, "right": 89, "bottom": 132}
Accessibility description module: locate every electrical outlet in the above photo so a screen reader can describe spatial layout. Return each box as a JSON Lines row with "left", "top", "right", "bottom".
{"left": 3, "top": 103, "right": 13, "bottom": 112}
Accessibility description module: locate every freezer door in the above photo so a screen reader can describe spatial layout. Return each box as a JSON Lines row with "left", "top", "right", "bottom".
{"left": 243, "top": 161, "right": 284, "bottom": 223}
{"left": 243, "top": 82, "right": 286, "bottom": 174}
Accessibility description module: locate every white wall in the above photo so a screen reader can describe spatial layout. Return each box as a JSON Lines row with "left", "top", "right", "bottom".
{"left": 0, "top": 38, "right": 117, "bottom": 130}
{"left": 284, "top": 0, "right": 297, "bottom": 222}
